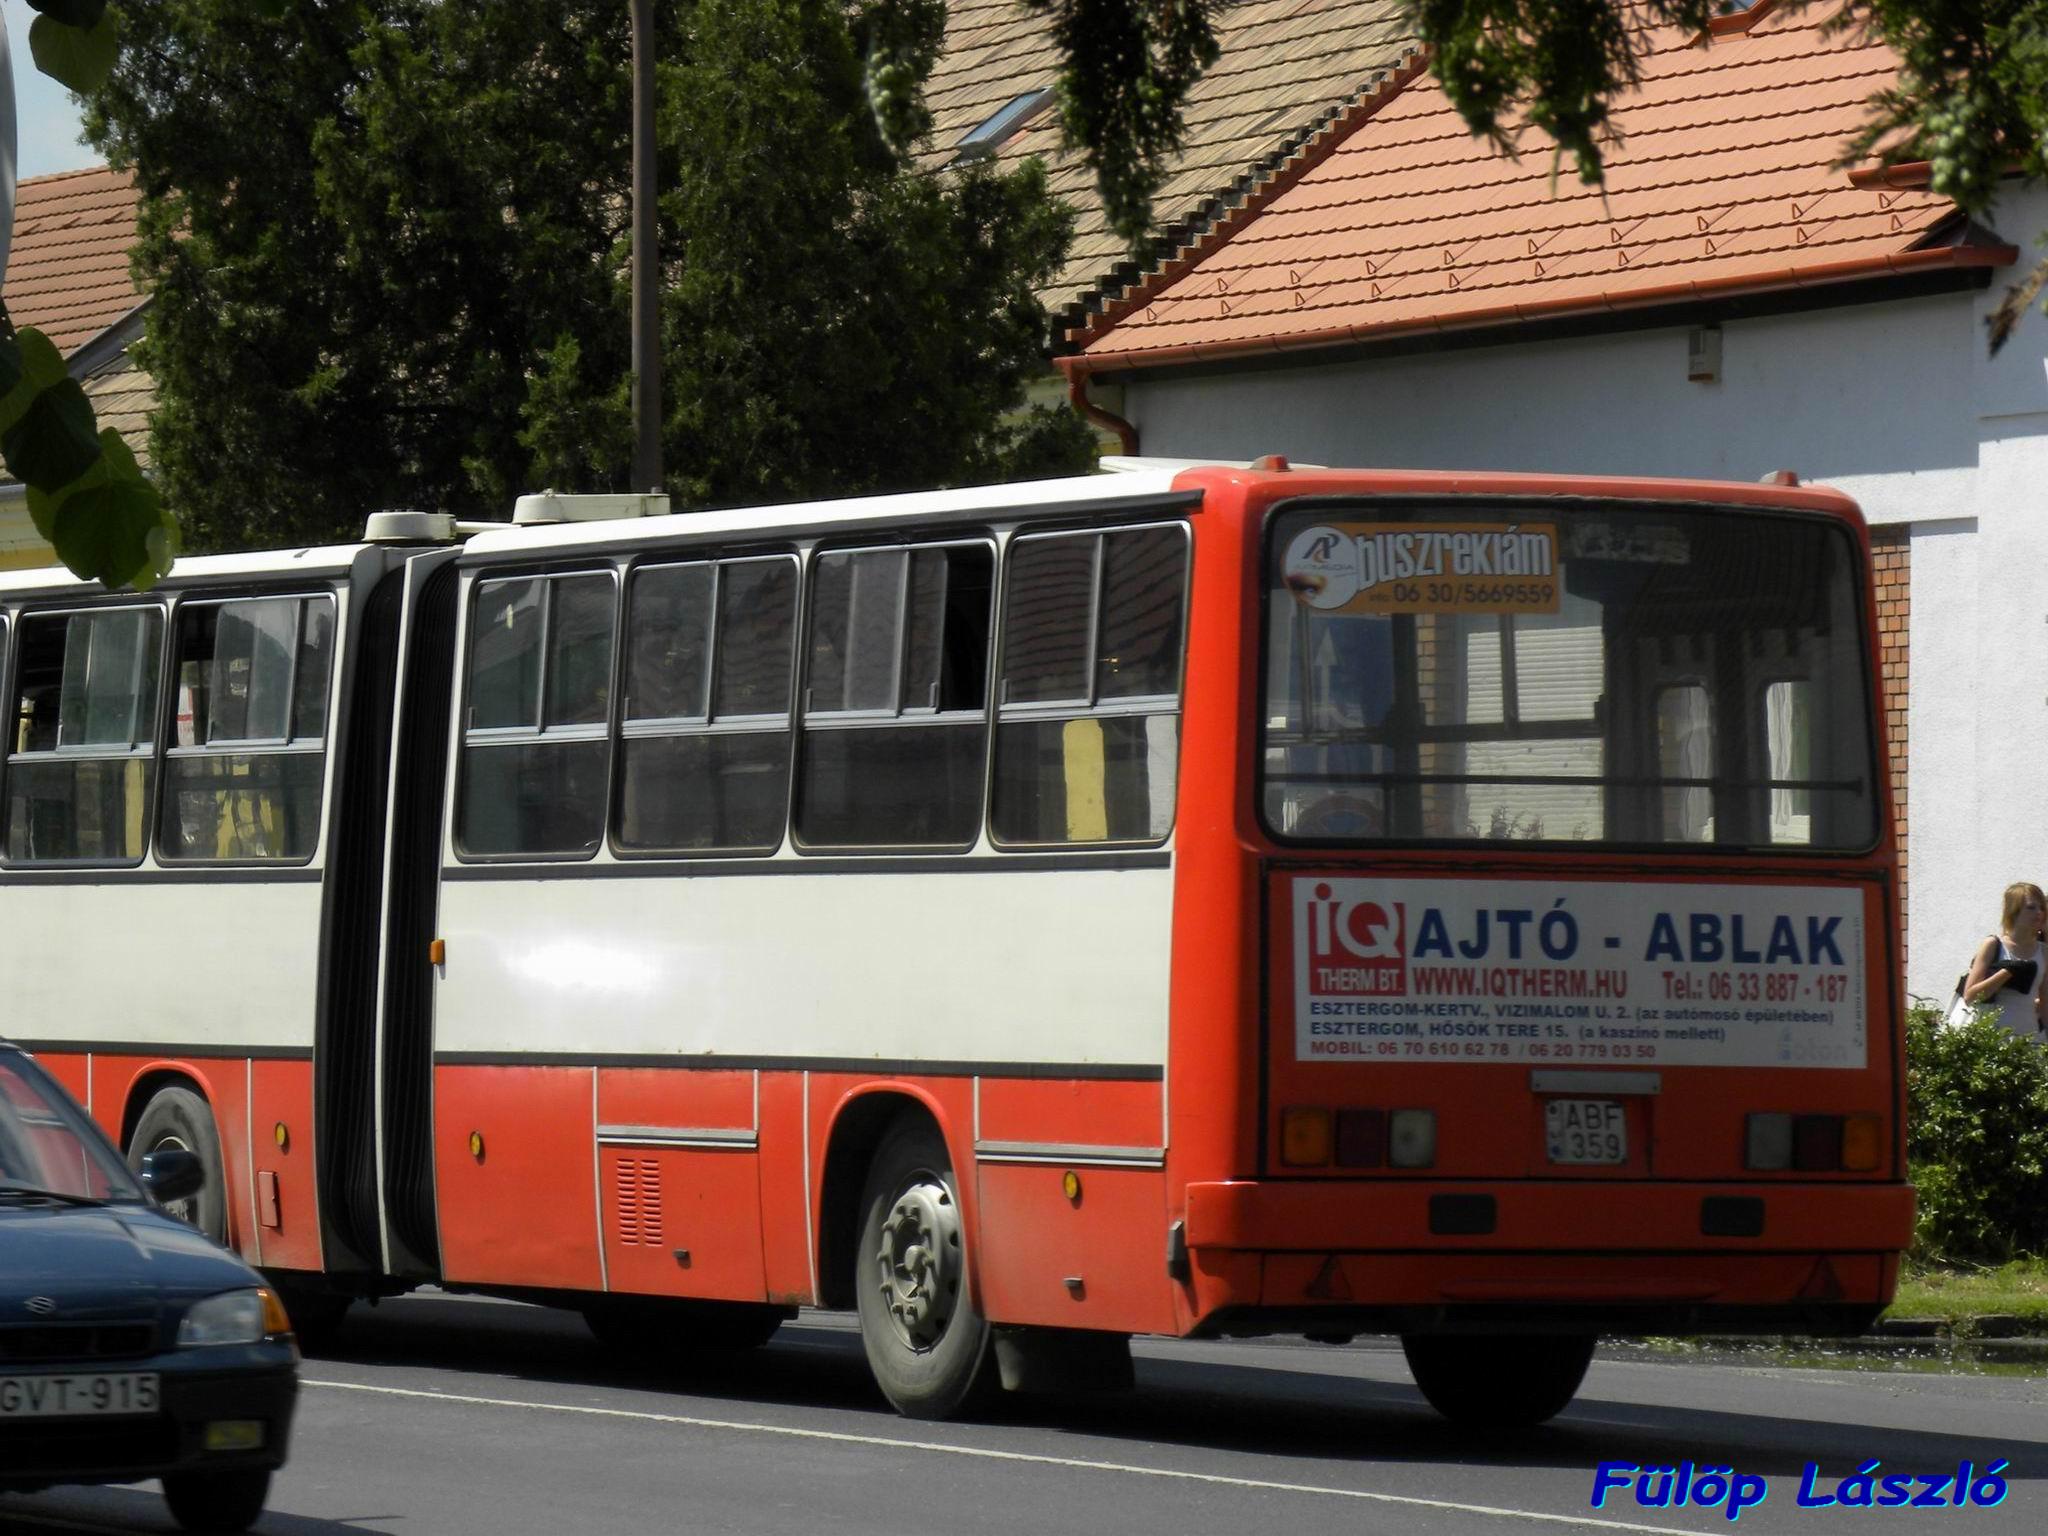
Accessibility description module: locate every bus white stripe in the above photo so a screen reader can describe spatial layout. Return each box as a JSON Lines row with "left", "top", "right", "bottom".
{"left": 304, "top": 1378, "right": 1693, "bottom": 1534}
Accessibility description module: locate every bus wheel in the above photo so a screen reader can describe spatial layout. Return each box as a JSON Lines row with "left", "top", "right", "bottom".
{"left": 1400, "top": 1333, "right": 1594, "bottom": 1428}
{"left": 854, "top": 1119, "right": 996, "bottom": 1420}
{"left": 127, "top": 1085, "right": 227, "bottom": 1245}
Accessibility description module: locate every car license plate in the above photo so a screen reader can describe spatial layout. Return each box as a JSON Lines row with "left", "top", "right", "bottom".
{"left": 0, "top": 1371, "right": 159, "bottom": 1418}
{"left": 1546, "top": 1099, "right": 1627, "bottom": 1164}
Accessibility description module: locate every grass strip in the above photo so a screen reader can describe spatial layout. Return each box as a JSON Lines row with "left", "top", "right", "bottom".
{"left": 1888, "top": 1258, "right": 2048, "bottom": 1336}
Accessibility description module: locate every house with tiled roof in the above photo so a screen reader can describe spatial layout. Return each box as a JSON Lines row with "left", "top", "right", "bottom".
{"left": 922, "top": 0, "right": 1417, "bottom": 426}
{"left": 1, "top": 165, "right": 153, "bottom": 570}
{"left": 1068, "top": 2, "right": 2048, "bottom": 1003}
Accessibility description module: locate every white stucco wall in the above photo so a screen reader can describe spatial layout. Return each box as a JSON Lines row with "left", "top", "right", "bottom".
{"left": 1112, "top": 184, "right": 2048, "bottom": 1002}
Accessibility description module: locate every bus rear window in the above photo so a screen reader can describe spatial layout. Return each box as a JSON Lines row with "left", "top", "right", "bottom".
{"left": 1261, "top": 503, "right": 1877, "bottom": 851}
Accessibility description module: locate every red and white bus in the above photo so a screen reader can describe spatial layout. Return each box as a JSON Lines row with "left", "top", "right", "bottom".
{"left": 0, "top": 461, "right": 1911, "bottom": 1425}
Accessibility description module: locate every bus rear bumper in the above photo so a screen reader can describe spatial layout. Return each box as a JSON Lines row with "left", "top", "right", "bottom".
{"left": 1180, "top": 1178, "right": 1912, "bottom": 1336}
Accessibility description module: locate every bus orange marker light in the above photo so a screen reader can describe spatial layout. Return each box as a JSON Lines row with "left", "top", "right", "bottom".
{"left": 273, "top": 1122, "right": 289, "bottom": 1151}
{"left": 1388, "top": 1110, "right": 1436, "bottom": 1168}
{"left": 1841, "top": 1114, "right": 1882, "bottom": 1172}
{"left": 1280, "top": 1107, "right": 1333, "bottom": 1167}
{"left": 1062, "top": 1170, "right": 1082, "bottom": 1203}
{"left": 469, "top": 1130, "right": 485, "bottom": 1161}
{"left": 429, "top": 938, "right": 446, "bottom": 966}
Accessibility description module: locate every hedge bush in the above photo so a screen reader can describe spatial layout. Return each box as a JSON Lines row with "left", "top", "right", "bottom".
{"left": 1904, "top": 1003, "right": 2048, "bottom": 1263}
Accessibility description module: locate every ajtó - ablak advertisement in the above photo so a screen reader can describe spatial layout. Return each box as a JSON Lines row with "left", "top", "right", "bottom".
{"left": 1294, "top": 878, "right": 1865, "bottom": 1067}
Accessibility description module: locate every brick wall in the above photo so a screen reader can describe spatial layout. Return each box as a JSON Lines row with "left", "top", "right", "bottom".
{"left": 1870, "top": 526, "right": 1909, "bottom": 974}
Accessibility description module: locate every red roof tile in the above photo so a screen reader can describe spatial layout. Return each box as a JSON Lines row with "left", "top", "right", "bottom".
{"left": 4, "top": 165, "right": 146, "bottom": 356}
{"left": 1077, "top": 7, "right": 2012, "bottom": 368}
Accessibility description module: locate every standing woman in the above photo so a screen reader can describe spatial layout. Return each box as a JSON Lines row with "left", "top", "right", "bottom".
{"left": 1954, "top": 882, "right": 2048, "bottom": 1037}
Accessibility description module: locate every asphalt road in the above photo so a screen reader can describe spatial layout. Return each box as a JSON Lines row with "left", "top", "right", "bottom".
{"left": 5, "top": 1294, "right": 2044, "bottom": 1535}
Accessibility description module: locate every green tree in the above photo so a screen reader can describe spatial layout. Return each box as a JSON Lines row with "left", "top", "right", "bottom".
{"left": 88, "top": 2, "right": 640, "bottom": 549}
{"left": 2, "top": 0, "right": 177, "bottom": 588}
{"left": 646, "top": 0, "right": 1087, "bottom": 506}
{"left": 82, "top": 0, "right": 1086, "bottom": 551}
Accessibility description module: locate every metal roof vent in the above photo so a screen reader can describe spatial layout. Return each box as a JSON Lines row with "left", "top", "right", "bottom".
{"left": 512, "top": 491, "right": 672, "bottom": 525}
{"left": 363, "top": 510, "right": 458, "bottom": 543}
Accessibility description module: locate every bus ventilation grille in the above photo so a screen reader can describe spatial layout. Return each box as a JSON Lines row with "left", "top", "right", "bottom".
{"left": 614, "top": 1158, "right": 664, "bottom": 1247}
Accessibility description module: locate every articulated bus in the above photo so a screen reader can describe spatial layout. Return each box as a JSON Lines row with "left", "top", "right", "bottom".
{"left": 0, "top": 462, "right": 1910, "bottom": 1425}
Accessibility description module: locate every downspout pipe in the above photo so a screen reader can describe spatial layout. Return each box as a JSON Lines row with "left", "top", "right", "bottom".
{"left": 1060, "top": 361, "right": 1139, "bottom": 456}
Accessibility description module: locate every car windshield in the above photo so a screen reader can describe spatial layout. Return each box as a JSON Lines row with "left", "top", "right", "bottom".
{"left": 0, "top": 1052, "right": 143, "bottom": 1202}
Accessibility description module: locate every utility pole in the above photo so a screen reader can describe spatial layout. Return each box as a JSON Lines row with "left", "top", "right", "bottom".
{"left": 630, "top": 0, "right": 662, "bottom": 493}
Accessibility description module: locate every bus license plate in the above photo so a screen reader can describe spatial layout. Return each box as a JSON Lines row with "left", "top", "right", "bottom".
{"left": 0, "top": 1371, "right": 160, "bottom": 1419}
{"left": 1546, "top": 1099, "right": 1626, "bottom": 1165}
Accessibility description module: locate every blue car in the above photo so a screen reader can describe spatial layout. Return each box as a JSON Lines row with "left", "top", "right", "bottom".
{"left": 0, "top": 1042, "right": 298, "bottom": 1532}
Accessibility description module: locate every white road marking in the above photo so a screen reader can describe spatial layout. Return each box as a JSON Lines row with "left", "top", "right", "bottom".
{"left": 305, "top": 1377, "right": 1697, "bottom": 1533}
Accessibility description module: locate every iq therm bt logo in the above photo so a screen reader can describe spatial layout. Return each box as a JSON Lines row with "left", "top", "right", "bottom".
{"left": 1300, "top": 881, "right": 1406, "bottom": 995}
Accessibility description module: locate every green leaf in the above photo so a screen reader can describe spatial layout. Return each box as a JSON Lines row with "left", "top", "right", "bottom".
{"left": 48, "top": 467, "right": 169, "bottom": 590}
{"left": 0, "top": 334, "right": 22, "bottom": 411}
{"left": 24, "top": 445, "right": 110, "bottom": 542}
{"left": 29, "top": 6, "right": 120, "bottom": 94}
{"left": 28, "top": 431, "right": 180, "bottom": 589}
{"left": 15, "top": 328, "right": 69, "bottom": 390}
{"left": 25, "top": 0, "right": 107, "bottom": 28}
{"left": 0, "top": 327, "right": 71, "bottom": 438}
{"left": 249, "top": 0, "right": 292, "bottom": 19}
{"left": 1, "top": 375, "right": 101, "bottom": 490}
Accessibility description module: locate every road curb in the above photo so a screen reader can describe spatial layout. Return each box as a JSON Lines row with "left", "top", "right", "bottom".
{"left": 1626, "top": 1331, "right": 2048, "bottom": 1367}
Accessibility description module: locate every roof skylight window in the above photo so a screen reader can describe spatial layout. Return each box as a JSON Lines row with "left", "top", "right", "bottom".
{"left": 955, "top": 87, "right": 1056, "bottom": 162}
{"left": 1707, "top": 0, "right": 1779, "bottom": 32}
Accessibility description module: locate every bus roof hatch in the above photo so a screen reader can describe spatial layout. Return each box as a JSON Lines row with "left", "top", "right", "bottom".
{"left": 512, "top": 491, "right": 672, "bottom": 525}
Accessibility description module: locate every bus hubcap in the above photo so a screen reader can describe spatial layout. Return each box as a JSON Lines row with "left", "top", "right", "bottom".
{"left": 876, "top": 1179, "right": 960, "bottom": 1351}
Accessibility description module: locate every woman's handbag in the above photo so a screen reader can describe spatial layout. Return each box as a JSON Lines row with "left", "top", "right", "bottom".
{"left": 1946, "top": 937, "right": 2000, "bottom": 1027}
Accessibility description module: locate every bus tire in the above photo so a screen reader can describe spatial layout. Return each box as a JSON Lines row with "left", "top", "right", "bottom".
{"left": 854, "top": 1118, "right": 996, "bottom": 1420}
{"left": 1400, "top": 1333, "right": 1594, "bottom": 1428}
{"left": 127, "top": 1085, "right": 228, "bottom": 1245}
{"left": 162, "top": 1467, "right": 271, "bottom": 1533}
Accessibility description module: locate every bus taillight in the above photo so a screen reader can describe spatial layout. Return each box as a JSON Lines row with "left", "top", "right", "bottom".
{"left": 1281, "top": 1107, "right": 1435, "bottom": 1168}
{"left": 1744, "top": 1112, "right": 1882, "bottom": 1172}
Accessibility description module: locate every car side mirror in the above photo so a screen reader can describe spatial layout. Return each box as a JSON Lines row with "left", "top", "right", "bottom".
{"left": 141, "top": 1148, "right": 206, "bottom": 1206}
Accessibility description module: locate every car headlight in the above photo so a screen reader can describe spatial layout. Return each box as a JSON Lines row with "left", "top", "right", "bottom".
{"left": 178, "top": 1288, "right": 292, "bottom": 1347}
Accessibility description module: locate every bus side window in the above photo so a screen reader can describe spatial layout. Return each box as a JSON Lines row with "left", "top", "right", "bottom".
{"left": 160, "top": 595, "right": 334, "bottom": 863}
{"left": 4, "top": 606, "right": 163, "bottom": 864}
{"left": 617, "top": 555, "right": 796, "bottom": 854}
{"left": 456, "top": 573, "right": 617, "bottom": 858}
{"left": 992, "top": 524, "right": 1186, "bottom": 846}
{"left": 796, "top": 542, "right": 992, "bottom": 850}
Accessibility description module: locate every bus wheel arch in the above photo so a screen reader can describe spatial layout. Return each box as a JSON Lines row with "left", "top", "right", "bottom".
{"left": 123, "top": 1073, "right": 231, "bottom": 1247}
{"left": 816, "top": 1088, "right": 963, "bottom": 1310}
